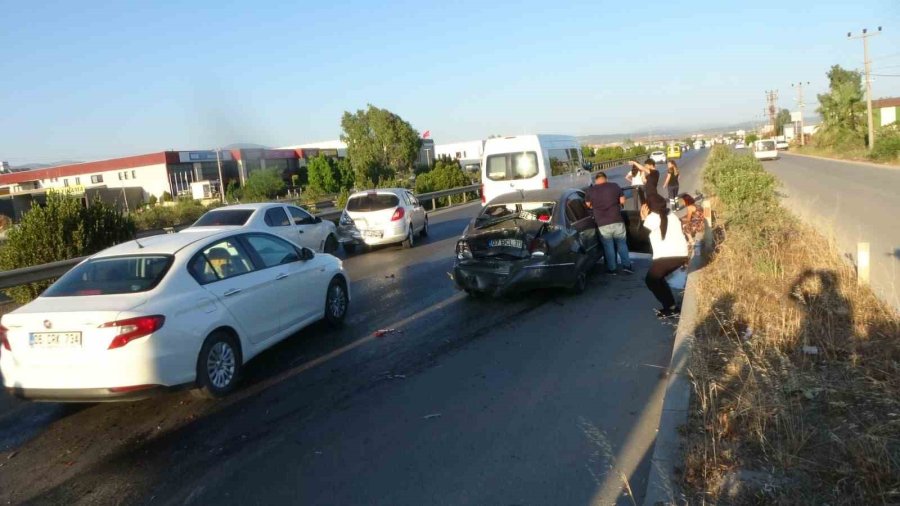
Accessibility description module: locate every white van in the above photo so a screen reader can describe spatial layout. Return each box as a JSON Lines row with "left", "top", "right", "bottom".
{"left": 753, "top": 139, "right": 779, "bottom": 161}
{"left": 480, "top": 135, "right": 589, "bottom": 204}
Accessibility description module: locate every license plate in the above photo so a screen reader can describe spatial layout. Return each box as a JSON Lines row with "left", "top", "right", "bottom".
{"left": 30, "top": 332, "right": 83, "bottom": 348}
{"left": 488, "top": 238, "right": 524, "bottom": 249}
{"left": 363, "top": 230, "right": 383, "bottom": 238}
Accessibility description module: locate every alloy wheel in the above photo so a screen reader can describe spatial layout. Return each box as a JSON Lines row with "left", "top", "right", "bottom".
{"left": 206, "top": 341, "right": 236, "bottom": 389}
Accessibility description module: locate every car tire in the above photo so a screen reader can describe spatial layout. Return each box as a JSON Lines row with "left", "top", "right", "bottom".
{"left": 420, "top": 217, "right": 429, "bottom": 238}
{"left": 402, "top": 227, "right": 415, "bottom": 249}
{"left": 324, "top": 277, "right": 349, "bottom": 327}
{"left": 193, "top": 331, "right": 242, "bottom": 399}
{"left": 571, "top": 270, "right": 588, "bottom": 295}
{"left": 323, "top": 234, "right": 338, "bottom": 255}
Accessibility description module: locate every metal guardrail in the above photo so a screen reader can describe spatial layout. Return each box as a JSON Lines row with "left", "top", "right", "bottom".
{"left": 0, "top": 183, "right": 485, "bottom": 292}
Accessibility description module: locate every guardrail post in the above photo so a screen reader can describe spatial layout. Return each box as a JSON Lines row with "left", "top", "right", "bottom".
{"left": 702, "top": 200, "right": 713, "bottom": 252}
{"left": 431, "top": 199, "right": 436, "bottom": 211}
{"left": 857, "top": 242, "right": 870, "bottom": 286}
{"left": 463, "top": 192, "right": 468, "bottom": 203}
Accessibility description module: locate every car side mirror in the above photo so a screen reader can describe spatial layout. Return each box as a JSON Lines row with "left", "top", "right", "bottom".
{"left": 300, "top": 247, "right": 315, "bottom": 261}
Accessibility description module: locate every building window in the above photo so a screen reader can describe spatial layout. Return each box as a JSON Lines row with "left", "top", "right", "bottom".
{"left": 131, "top": 170, "right": 137, "bottom": 179}
{"left": 118, "top": 172, "right": 123, "bottom": 180}
{"left": 63, "top": 179, "right": 69, "bottom": 187}
{"left": 91, "top": 175, "right": 103, "bottom": 184}
{"left": 75, "top": 177, "right": 80, "bottom": 185}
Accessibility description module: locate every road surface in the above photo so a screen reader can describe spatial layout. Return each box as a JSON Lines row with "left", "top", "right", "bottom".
{"left": 765, "top": 153, "right": 900, "bottom": 313}
{"left": 0, "top": 150, "right": 706, "bottom": 505}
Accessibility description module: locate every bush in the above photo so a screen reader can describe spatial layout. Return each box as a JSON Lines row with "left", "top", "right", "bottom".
{"left": 160, "top": 191, "right": 173, "bottom": 202}
{"left": 147, "top": 194, "right": 158, "bottom": 206}
{"left": 415, "top": 157, "right": 469, "bottom": 206}
{"left": 870, "top": 125, "right": 900, "bottom": 162}
{"left": 241, "top": 169, "right": 285, "bottom": 202}
{"left": 132, "top": 199, "right": 208, "bottom": 230}
{"left": 703, "top": 146, "right": 778, "bottom": 229}
{"left": 307, "top": 154, "right": 339, "bottom": 194}
{"left": 0, "top": 194, "right": 135, "bottom": 303}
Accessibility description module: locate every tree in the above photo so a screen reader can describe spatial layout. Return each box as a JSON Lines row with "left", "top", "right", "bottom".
{"left": 775, "top": 109, "right": 792, "bottom": 136}
{"left": 816, "top": 65, "right": 866, "bottom": 149}
{"left": 307, "top": 154, "right": 338, "bottom": 194}
{"left": 340, "top": 104, "right": 420, "bottom": 187}
{"left": 0, "top": 194, "right": 135, "bottom": 303}
{"left": 335, "top": 157, "right": 355, "bottom": 191}
{"left": 745, "top": 133, "right": 759, "bottom": 144}
{"left": 415, "top": 156, "right": 469, "bottom": 198}
{"left": 240, "top": 169, "right": 285, "bottom": 202}
{"left": 581, "top": 145, "right": 594, "bottom": 159}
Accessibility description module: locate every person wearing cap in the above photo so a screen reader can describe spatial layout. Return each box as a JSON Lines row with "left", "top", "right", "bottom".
{"left": 641, "top": 194, "right": 689, "bottom": 318}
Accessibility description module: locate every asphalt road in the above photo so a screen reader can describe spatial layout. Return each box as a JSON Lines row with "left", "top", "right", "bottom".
{"left": 765, "top": 153, "right": 900, "bottom": 313}
{"left": 0, "top": 149, "right": 706, "bottom": 506}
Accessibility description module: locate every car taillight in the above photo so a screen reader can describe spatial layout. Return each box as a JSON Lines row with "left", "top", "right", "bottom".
{"left": 391, "top": 207, "right": 405, "bottom": 221}
{"left": 100, "top": 315, "right": 165, "bottom": 350}
{"left": 480, "top": 185, "right": 485, "bottom": 204}
{"left": 0, "top": 324, "right": 10, "bottom": 351}
{"left": 541, "top": 178, "right": 549, "bottom": 189}
{"left": 528, "top": 237, "right": 549, "bottom": 257}
{"left": 456, "top": 240, "right": 473, "bottom": 260}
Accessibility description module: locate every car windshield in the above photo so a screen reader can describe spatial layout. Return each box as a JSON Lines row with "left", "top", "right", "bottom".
{"left": 475, "top": 202, "right": 555, "bottom": 228}
{"left": 43, "top": 255, "right": 173, "bottom": 297}
{"left": 485, "top": 152, "right": 539, "bottom": 181}
{"left": 347, "top": 193, "right": 400, "bottom": 212}
{"left": 193, "top": 209, "right": 254, "bottom": 226}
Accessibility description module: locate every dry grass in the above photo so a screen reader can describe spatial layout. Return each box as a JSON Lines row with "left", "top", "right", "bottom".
{"left": 682, "top": 152, "right": 900, "bottom": 504}
{"left": 792, "top": 145, "right": 900, "bottom": 167}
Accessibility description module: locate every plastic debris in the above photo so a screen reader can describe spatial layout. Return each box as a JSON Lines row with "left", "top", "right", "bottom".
{"left": 802, "top": 345, "right": 819, "bottom": 355}
{"left": 423, "top": 413, "right": 442, "bottom": 420}
{"left": 374, "top": 328, "right": 400, "bottom": 338}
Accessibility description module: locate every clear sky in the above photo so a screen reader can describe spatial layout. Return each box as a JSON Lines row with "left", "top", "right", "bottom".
{"left": 1, "top": 0, "right": 898, "bottom": 163}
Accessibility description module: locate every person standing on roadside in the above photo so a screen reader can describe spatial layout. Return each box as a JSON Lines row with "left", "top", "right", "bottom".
{"left": 628, "top": 158, "right": 660, "bottom": 200}
{"left": 642, "top": 194, "right": 689, "bottom": 318}
{"left": 664, "top": 160, "right": 680, "bottom": 208}
{"left": 625, "top": 164, "right": 646, "bottom": 203}
{"left": 585, "top": 172, "right": 634, "bottom": 275}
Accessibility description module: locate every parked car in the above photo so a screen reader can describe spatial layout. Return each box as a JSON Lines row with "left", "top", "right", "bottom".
{"left": 650, "top": 151, "right": 667, "bottom": 164}
{"left": 185, "top": 203, "right": 339, "bottom": 254}
{"left": 337, "top": 188, "right": 427, "bottom": 253}
{"left": 0, "top": 230, "right": 350, "bottom": 401}
{"left": 776, "top": 140, "right": 789, "bottom": 150}
{"left": 734, "top": 142, "right": 746, "bottom": 149}
{"left": 753, "top": 139, "right": 779, "bottom": 161}
{"left": 480, "top": 134, "right": 589, "bottom": 204}
{"left": 452, "top": 187, "right": 649, "bottom": 297}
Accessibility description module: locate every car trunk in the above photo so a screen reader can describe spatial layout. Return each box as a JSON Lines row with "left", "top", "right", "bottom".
{"left": 2, "top": 295, "right": 149, "bottom": 366}
{"left": 463, "top": 219, "right": 545, "bottom": 260}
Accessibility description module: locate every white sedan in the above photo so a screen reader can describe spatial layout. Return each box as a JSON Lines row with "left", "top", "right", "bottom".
{"left": 649, "top": 151, "right": 667, "bottom": 164}
{"left": 337, "top": 188, "right": 428, "bottom": 253}
{"left": 0, "top": 229, "right": 350, "bottom": 401}
{"left": 186, "top": 203, "right": 339, "bottom": 254}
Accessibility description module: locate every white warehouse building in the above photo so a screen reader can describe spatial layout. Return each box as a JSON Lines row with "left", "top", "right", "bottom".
{"left": 434, "top": 140, "right": 484, "bottom": 170}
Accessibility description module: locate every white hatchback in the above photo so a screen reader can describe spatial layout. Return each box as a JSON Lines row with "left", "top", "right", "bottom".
{"left": 186, "top": 203, "right": 339, "bottom": 254}
{"left": 337, "top": 189, "right": 427, "bottom": 253}
{"left": 0, "top": 230, "right": 350, "bottom": 401}
{"left": 650, "top": 151, "right": 667, "bottom": 164}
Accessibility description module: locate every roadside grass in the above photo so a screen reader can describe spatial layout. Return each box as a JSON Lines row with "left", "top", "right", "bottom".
{"left": 792, "top": 144, "right": 900, "bottom": 167}
{"left": 682, "top": 146, "right": 900, "bottom": 504}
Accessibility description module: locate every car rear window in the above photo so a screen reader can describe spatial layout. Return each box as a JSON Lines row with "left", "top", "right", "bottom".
{"left": 43, "top": 255, "right": 173, "bottom": 297}
{"left": 347, "top": 193, "right": 400, "bottom": 212}
{"left": 193, "top": 209, "right": 253, "bottom": 226}
{"left": 759, "top": 141, "right": 776, "bottom": 150}
{"left": 485, "top": 152, "right": 539, "bottom": 181}
{"left": 475, "top": 202, "right": 556, "bottom": 228}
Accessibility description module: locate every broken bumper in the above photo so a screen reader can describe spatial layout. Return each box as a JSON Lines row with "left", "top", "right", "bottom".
{"left": 452, "top": 258, "right": 574, "bottom": 296}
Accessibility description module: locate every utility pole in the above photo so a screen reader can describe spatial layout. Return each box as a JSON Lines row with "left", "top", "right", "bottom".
{"left": 215, "top": 148, "right": 225, "bottom": 203}
{"left": 765, "top": 90, "right": 779, "bottom": 136}
{"left": 849, "top": 26, "right": 882, "bottom": 150}
{"left": 791, "top": 81, "right": 809, "bottom": 145}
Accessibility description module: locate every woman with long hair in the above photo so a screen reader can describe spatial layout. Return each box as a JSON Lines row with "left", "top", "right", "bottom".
{"left": 678, "top": 193, "right": 705, "bottom": 243}
{"left": 642, "top": 194, "right": 689, "bottom": 318}
{"left": 664, "top": 160, "right": 680, "bottom": 208}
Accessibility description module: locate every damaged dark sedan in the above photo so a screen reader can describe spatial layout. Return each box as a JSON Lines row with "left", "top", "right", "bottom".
{"left": 452, "top": 187, "right": 649, "bottom": 297}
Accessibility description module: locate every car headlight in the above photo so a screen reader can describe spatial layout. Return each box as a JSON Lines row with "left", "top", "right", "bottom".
{"left": 456, "top": 240, "right": 473, "bottom": 260}
{"left": 339, "top": 212, "right": 354, "bottom": 226}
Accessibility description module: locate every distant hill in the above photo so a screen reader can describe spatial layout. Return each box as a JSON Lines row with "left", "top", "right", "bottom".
{"left": 221, "top": 142, "right": 269, "bottom": 150}
{"left": 9, "top": 160, "right": 83, "bottom": 171}
{"left": 578, "top": 115, "right": 823, "bottom": 145}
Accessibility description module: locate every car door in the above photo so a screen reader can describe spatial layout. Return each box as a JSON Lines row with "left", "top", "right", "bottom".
{"left": 240, "top": 233, "right": 323, "bottom": 333}
{"left": 621, "top": 187, "right": 652, "bottom": 254}
{"left": 405, "top": 191, "right": 425, "bottom": 233}
{"left": 563, "top": 192, "right": 600, "bottom": 270}
{"left": 263, "top": 206, "right": 297, "bottom": 246}
{"left": 287, "top": 205, "right": 324, "bottom": 251}
{"left": 189, "top": 237, "right": 283, "bottom": 344}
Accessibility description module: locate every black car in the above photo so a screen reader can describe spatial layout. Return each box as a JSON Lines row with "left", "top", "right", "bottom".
{"left": 452, "top": 187, "right": 649, "bottom": 297}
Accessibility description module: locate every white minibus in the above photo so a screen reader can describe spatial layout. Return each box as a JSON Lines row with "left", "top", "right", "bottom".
{"left": 480, "top": 135, "right": 590, "bottom": 204}
{"left": 753, "top": 139, "right": 779, "bottom": 161}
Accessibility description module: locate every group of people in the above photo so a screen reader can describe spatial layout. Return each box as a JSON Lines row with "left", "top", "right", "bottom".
{"left": 585, "top": 157, "right": 705, "bottom": 319}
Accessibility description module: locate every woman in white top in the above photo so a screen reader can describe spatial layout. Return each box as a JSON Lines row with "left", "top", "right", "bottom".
{"left": 625, "top": 165, "right": 646, "bottom": 204}
{"left": 641, "top": 194, "right": 689, "bottom": 318}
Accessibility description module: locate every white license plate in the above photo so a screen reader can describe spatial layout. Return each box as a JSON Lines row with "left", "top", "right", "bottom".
{"left": 30, "top": 332, "right": 83, "bottom": 348}
{"left": 488, "top": 238, "right": 523, "bottom": 249}
{"left": 363, "top": 230, "right": 383, "bottom": 238}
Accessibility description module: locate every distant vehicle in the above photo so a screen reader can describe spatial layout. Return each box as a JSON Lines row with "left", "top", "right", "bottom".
{"left": 753, "top": 139, "right": 779, "bottom": 161}
{"left": 480, "top": 135, "right": 589, "bottom": 204}
{"left": 453, "top": 187, "right": 649, "bottom": 297}
{"left": 463, "top": 162, "right": 481, "bottom": 173}
{"left": 776, "top": 140, "right": 789, "bottom": 150}
{"left": 186, "top": 203, "right": 339, "bottom": 254}
{"left": 650, "top": 151, "right": 667, "bottom": 164}
{"left": 666, "top": 144, "right": 682, "bottom": 160}
{"left": 693, "top": 140, "right": 704, "bottom": 150}
{"left": 0, "top": 230, "right": 350, "bottom": 401}
{"left": 338, "top": 188, "right": 427, "bottom": 253}
{"left": 734, "top": 142, "right": 746, "bottom": 149}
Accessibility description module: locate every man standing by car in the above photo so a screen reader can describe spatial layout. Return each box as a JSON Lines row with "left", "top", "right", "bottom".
{"left": 585, "top": 172, "right": 634, "bottom": 274}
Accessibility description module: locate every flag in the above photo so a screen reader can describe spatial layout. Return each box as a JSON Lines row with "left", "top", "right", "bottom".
{"left": 422, "top": 130, "right": 431, "bottom": 139}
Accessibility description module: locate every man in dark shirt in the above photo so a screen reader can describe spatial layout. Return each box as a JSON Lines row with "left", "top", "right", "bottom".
{"left": 585, "top": 172, "right": 634, "bottom": 274}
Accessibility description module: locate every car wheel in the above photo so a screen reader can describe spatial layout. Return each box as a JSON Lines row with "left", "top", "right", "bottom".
{"left": 324, "top": 234, "right": 338, "bottom": 254}
{"left": 325, "top": 277, "right": 349, "bottom": 327}
{"left": 571, "top": 270, "right": 588, "bottom": 294}
{"left": 194, "top": 331, "right": 242, "bottom": 399}
{"left": 420, "top": 217, "right": 429, "bottom": 237}
{"left": 402, "top": 226, "right": 415, "bottom": 249}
